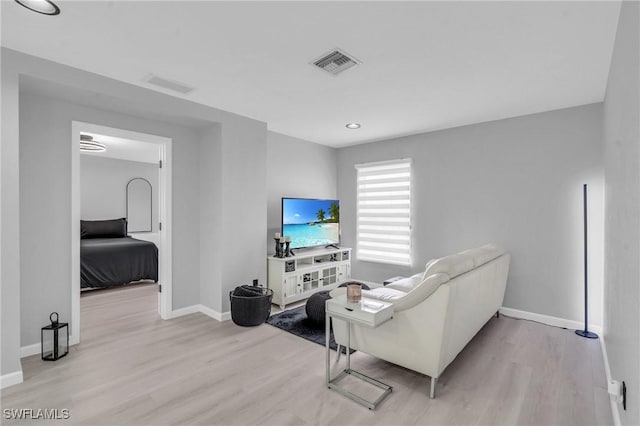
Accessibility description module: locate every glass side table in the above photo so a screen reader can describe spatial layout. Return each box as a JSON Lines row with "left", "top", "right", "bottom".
{"left": 325, "top": 297, "right": 394, "bottom": 410}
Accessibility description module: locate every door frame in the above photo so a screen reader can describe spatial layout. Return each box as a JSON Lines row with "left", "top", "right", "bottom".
{"left": 71, "top": 121, "right": 173, "bottom": 345}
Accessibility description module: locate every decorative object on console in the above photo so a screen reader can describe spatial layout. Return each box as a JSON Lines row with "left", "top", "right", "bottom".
{"left": 346, "top": 281, "right": 363, "bottom": 304}
{"left": 41, "top": 312, "right": 68, "bottom": 361}
{"left": 274, "top": 237, "right": 282, "bottom": 258}
{"left": 575, "top": 184, "right": 598, "bottom": 339}
{"left": 284, "top": 236, "right": 294, "bottom": 257}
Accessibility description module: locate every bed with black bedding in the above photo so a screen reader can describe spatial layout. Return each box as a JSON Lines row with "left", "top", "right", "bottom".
{"left": 81, "top": 218, "right": 158, "bottom": 289}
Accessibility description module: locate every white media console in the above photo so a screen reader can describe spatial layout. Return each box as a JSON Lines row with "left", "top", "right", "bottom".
{"left": 267, "top": 247, "right": 352, "bottom": 310}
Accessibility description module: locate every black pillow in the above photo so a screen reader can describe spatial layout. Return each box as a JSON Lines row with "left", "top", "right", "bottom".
{"left": 81, "top": 218, "right": 127, "bottom": 239}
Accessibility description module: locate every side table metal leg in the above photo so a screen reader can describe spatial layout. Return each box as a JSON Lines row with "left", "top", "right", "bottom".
{"left": 346, "top": 321, "right": 351, "bottom": 371}
{"left": 336, "top": 345, "right": 342, "bottom": 363}
{"left": 326, "top": 311, "right": 330, "bottom": 386}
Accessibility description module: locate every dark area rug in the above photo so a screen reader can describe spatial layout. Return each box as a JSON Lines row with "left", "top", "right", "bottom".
{"left": 267, "top": 306, "right": 353, "bottom": 354}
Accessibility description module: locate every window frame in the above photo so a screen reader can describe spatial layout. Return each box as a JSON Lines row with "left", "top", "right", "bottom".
{"left": 355, "top": 158, "right": 412, "bottom": 266}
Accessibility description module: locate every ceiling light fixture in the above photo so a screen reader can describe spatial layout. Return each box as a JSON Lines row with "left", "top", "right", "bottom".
{"left": 346, "top": 123, "right": 361, "bottom": 129}
{"left": 14, "top": 0, "right": 60, "bottom": 15}
{"left": 79, "top": 135, "right": 106, "bottom": 152}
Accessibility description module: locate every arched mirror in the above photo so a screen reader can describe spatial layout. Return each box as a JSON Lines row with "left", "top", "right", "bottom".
{"left": 127, "top": 178, "right": 152, "bottom": 232}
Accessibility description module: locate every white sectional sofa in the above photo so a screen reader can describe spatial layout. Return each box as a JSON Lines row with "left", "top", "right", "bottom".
{"left": 330, "top": 244, "right": 510, "bottom": 398}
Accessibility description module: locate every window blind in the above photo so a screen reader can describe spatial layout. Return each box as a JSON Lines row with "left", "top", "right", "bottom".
{"left": 355, "top": 159, "right": 412, "bottom": 266}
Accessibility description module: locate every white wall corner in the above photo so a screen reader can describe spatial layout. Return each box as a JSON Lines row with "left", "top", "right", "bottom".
{"left": 499, "top": 306, "right": 603, "bottom": 335}
{"left": 0, "top": 370, "right": 24, "bottom": 389}
{"left": 198, "top": 304, "right": 231, "bottom": 322}
{"left": 169, "top": 305, "right": 201, "bottom": 319}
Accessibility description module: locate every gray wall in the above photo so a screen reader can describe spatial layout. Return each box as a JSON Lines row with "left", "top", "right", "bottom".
{"left": 337, "top": 104, "right": 604, "bottom": 326}
{"left": 199, "top": 124, "right": 222, "bottom": 311}
{"left": 218, "top": 121, "right": 268, "bottom": 311}
{"left": 2, "top": 47, "right": 268, "bottom": 368}
{"left": 603, "top": 2, "right": 640, "bottom": 424}
{"left": 19, "top": 91, "right": 202, "bottom": 346}
{"left": 1, "top": 49, "right": 22, "bottom": 376}
{"left": 266, "top": 131, "right": 337, "bottom": 255}
{"left": 80, "top": 156, "right": 159, "bottom": 233}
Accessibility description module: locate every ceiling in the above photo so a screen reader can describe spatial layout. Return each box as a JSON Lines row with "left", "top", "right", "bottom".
{"left": 80, "top": 133, "right": 160, "bottom": 164}
{"left": 1, "top": 1, "right": 621, "bottom": 147}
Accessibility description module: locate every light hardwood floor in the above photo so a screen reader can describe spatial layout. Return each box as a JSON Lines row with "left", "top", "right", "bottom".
{"left": 2, "top": 284, "right": 612, "bottom": 426}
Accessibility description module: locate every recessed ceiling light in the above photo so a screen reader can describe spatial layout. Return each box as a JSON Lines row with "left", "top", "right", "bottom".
{"left": 14, "top": 0, "right": 60, "bottom": 15}
{"left": 346, "top": 123, "right": 361, "bottom": 129}
{"left": 79, "top": 134, "right": 106, "bottom": 152}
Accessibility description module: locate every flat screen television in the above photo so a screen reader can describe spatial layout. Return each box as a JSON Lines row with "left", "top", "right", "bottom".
{"left": 281, "top": 198, "right": 340, "bottom": 249}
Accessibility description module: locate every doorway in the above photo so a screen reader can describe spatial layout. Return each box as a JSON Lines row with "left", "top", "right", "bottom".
{"left": 71, "top": 121, "right": 172, "bottom": 345}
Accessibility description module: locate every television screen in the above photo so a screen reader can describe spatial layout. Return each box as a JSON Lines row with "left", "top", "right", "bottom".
{"left": 282, "top": 198, "right": 340, "bottom": 249}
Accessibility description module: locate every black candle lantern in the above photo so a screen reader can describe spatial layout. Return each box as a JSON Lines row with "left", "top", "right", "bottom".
{"left": 41, "top": 312, "right": 69, "bottom": 361}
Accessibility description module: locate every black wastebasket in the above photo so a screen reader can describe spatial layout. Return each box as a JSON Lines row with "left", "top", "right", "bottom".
{"left": 230, "top": 286, "right": 273, "bottom": 327}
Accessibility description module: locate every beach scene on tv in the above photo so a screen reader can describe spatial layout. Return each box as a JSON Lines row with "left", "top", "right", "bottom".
{"left": 282, "top": 198, "right": 340, "bottom": 249}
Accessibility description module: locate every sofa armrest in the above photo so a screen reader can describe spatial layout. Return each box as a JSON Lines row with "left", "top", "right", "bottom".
{"left": 330, "top": 273, "right": 449, "bottom": 313}
{"left": 392, "top": 273, "right": 449, "bottom": 311}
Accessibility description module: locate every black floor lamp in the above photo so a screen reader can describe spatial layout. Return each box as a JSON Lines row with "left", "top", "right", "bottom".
{"left": 576, "top": 183, "right": 598, "bottom": 339}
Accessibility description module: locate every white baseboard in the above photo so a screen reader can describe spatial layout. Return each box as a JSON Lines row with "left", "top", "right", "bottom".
{"left": 169, "top": 305, "right": 201, "bottom": 318}
{"left": 198, "top": 304, "right": 231, "bottom": 322}
{"left": 0, "top": 370, "right": 23, "bottom": 389}
{"left": 599, "top": 336, "right": 621, "bottom": 426}
{"left": 499, "top": 306, "right": 602, "bottom": 335}
{"left": 170, "top": 305, "right": 230, "bottom": 322}
{"left": 20, "top": 343, "right": 41, "bottom": 358}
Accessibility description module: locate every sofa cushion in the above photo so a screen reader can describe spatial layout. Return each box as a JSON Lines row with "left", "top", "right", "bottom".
{"left": 361, "top": 287, "right": 407, "bottom": 302}
{"left": 386, "top": 273, "right": 423, "bottom": 292}
{"left": 393, "top": 273, "right": 450, "bottom": 311}
{"left": 423, "top": 253, "right": 475, "bottom": 279}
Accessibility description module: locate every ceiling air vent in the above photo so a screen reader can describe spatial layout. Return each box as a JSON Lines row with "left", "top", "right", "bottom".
{"left": 144, "top": 74, "right": 195, "bottom": 94}
{"left": 312, "top": 49, "right": 360, "bottom": 76}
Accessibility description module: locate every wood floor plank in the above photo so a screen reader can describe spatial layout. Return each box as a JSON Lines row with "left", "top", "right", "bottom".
{"left": 1, "top": 285, "right": 612, "bottom": 426}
